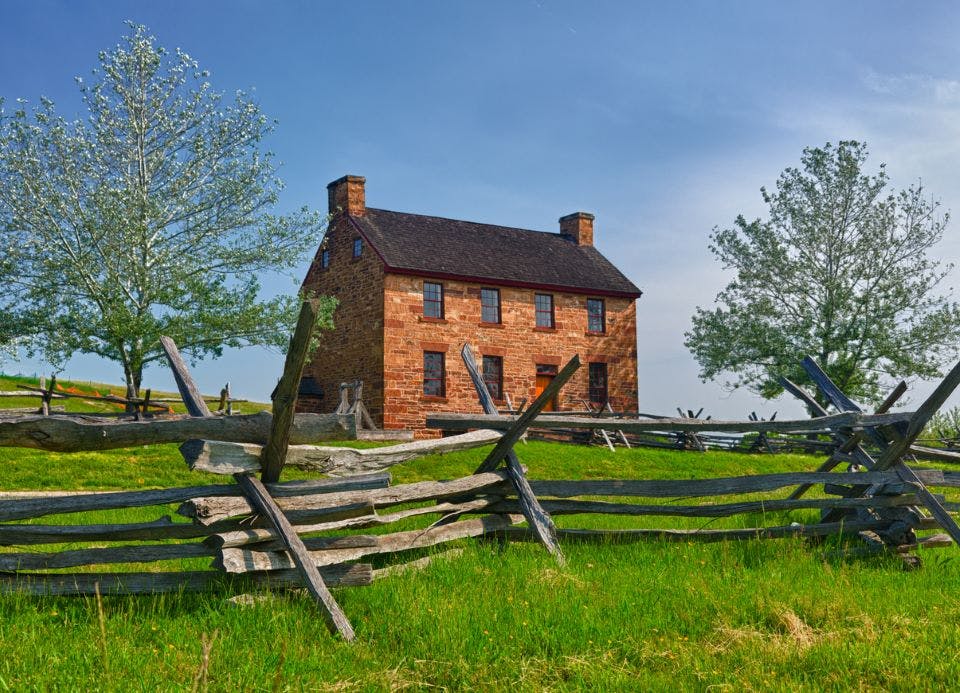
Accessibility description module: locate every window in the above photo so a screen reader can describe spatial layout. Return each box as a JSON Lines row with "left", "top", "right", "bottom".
{"left": 320, "top": 248, "right": 330, "bottom": 269}
{"left": 423, "top": 282, "right": 444, "bottom": 318}
{"left": 535, "top": 293, "right": 554, "bottom": 328}
{"left": 587, "top": 298, "right": 605, "bottom": 333}
{"left": 589, "top": 362, "right": 608, "bottom": 405}
{"left": 352, "top": 238, "right": 363, "bottom": 258}
{"left": 423, "top": 351, "right": 445, "bottom": 396}
{"left": 480, "top": 288, "right": 501, "bottom": 324}
{"left": 482, "top": 355, "right": 503, "bottom": 399}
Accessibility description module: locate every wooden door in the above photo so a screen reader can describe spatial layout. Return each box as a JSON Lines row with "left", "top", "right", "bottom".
{"left": 535, "top": 365, "right": 558, "bottom": 412}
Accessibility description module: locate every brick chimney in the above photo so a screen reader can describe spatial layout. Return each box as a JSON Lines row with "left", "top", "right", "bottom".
{"left": 327, "top": 175, "right": 366, "bottom": 216}
{"left": 559, "top": 212, "right": 594, "bottom": 246}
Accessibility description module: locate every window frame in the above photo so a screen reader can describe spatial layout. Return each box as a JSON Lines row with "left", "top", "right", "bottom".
{"left": 480, "top": 287, "right": 501, "bottom": 324}
{"left": 423, "top": 281, "right": 444, "bottom": 319}
{"left": 535, "top": 293, "right": 555, "bottom": 328}
{"left": 587, "top": 298, "right": 606, "bottom": 333}
{"left": 588, "top": 362, "right": 609, "bottom": 406}
{"left": 320, "top": 248, "right": 330, "bottom": 269}
{"left": 482, "top": 355, "right": 503, "bottom": 400}
{"left": 352, "top": 237, "right": 363, "bottom": 258}
{"left": 423, "top": 351, "right": 446, "bottom": 397}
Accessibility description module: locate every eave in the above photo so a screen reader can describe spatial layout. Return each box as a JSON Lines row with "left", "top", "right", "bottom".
{"left": 382, "top": 265, "right": 643, "bottom": 300}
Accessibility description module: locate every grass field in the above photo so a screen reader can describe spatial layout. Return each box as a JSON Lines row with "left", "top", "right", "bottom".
{"left": 0, "top": 373, "right": 266, "bottom": 416}
{"left": 1, "top": 440, "right": 960, "bottom": 690}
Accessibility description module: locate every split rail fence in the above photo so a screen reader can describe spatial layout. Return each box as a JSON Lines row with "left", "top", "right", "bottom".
{"left": 2, "top": 301, "right": 960, "bottom": 639}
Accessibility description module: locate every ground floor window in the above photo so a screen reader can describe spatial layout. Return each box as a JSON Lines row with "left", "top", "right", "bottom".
{"left": 482, "top": 355, "right": 503, "bottom": 399}
{"left": 423, "top": 351, "right": 445, "bottom": 396}
{"left": 589, "top": 362, "right": 608, "bottom": 405}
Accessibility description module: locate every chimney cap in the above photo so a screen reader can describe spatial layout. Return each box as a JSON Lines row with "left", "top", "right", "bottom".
{"left": 558, "top": 211, "right": 595, "bottom": 223}
{"left": 327, "top": 174, "right": 366, "bottom": 190}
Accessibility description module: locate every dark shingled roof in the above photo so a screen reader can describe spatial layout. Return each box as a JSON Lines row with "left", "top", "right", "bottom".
{"left": 346, "top": 208, "right": 642, "bottom": 298}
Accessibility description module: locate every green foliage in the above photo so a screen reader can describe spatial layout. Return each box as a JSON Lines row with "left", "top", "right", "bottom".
{"left": 922, "top": 405, "right": 960, "bottom": 442}
{"left": 0, "top": 24, "right": 328, "bottom": 395}
{"left": 686, "top": 141, "right": 960, "bottom": 406}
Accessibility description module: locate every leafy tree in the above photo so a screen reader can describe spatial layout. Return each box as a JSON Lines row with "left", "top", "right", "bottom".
{"left": 0, "top": 24, "right": 329, "bottom": 397}
{"left": 685, "top": 140, "right": 960, "bottom": 407}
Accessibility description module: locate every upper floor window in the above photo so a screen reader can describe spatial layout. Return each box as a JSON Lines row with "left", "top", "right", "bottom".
{"left": 482, "top": 355, "right": 503, "bottom": 400}
{"left": 423, "top": 351, "right": 445, "bottom": 396}
{"left": 352, "top": 238, "right": 363, "bottom": 258}
{"left": 589, "top": 362, "right": 608, "bottom": 405}
{"left": 320, "top": 248, "right": 330, "bottom": 269}
{"left": 535, "top": 293, "right": 554, "bottom": 328}
{"left": 587, "top": 298, "right": 605, "bottom": 333}
{"left": 423, "top": 281, "right": 444, "bottom": 318}
{"left": 481, "top": 288, "right": 501, "bottom": 324}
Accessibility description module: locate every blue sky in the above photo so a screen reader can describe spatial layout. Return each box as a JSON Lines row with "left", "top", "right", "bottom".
{"left": 4, "top": 1, "right": 960, "bottom": 417}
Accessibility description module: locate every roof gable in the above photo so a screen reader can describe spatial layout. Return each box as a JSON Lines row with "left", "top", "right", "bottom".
{"left": 347, "top": 208, "right": 642, "bottom": 298}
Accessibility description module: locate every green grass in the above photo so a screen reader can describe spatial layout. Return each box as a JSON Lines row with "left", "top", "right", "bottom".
{"left": 0, "top": 372, "right": 268, "bottom": 415}
{"left": 2, "top": 441, "right": 960, "bottom": 690}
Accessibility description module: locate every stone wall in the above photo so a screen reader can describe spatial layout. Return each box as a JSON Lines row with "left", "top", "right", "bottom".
{"left": 381, "top": 274, "right": 638, "bottom": 435}
{"left": 298, "top": 216, "right": 385, "bottom": 421}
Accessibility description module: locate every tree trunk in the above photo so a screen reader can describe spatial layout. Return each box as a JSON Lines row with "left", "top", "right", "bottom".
{"left": 122, "top": 361, "right": 144, "bottom": 410}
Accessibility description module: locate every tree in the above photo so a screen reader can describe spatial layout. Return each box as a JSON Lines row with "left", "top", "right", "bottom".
{"left": 0, "top": 24, "right": 330, "bottom": 398}
{"left": 685, "top": 140, "right": 960, "bottom": 407}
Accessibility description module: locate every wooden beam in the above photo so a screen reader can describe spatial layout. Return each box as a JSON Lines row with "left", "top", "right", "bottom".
{"left": 0, "top": 412, "right": 355, "bottom": 452}
{"left": 160, "top": 336, "right": 213, "bottom": 417}
{"left": 800, "top": 357, "right": 889, "bottom": 448}
{"left": 16, "top": 384, "right": 170, "bottom": 411}
{"left": 0, "top": 541, "right": 213, "bottom": 571}
{"left": 205, "top": 497, "right": 500, "bottom": 548}
{"left": 180, "top": 429, "right": 502, "bottom": 476}
{"left": 460, "top": 343, "right": 564, "bottom": 564}
{"left": 523, "top": 469, "right": 945, "bottom": 498}
{"left": 180, "top": 470, "right": 512, "bottom": 525}
{"left": 261, "top": 299, "right": 321, "bottom": 483}
{"left": 492, "top": 518, "right": 909, "bottom": 544}
{"left": 0, "top": 473, "right": 389, "bottom": 522}
{"left": 233, "top": 472, "right": 356, "bottom": 640}
{"left": 216, "top": 515, "right": 519, "bottom": 574}
{"left": 0, "top": 516, "right": 233, "bottom": 545}
{"left": 426, "top": 411, "right": 912, "bottom": 434}
{"left": 800, "top": 356, "right": 862, "bottom": 412}
{"left": 0, "top": 565, "right": 373, "bottom": 596}
{"left": 0, "top": 390, "right": 66, "bottom": 398}
{"left": 481, "top": 493, "right": 925, "bottom": 519}
{"left": 909, "top": 445, "right": 960, "bottom": 464}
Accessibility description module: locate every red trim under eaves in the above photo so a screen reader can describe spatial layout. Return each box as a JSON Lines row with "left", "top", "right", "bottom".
{"left": 382, "top": 265, "right": 643, "bottom": 299}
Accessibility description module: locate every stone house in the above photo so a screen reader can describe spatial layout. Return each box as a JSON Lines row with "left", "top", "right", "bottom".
{"left": 298, "top": 175, "right": 642, "bottom": 435}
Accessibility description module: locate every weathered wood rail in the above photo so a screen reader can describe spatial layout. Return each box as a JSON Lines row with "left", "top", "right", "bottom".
{"left": 427, "top": 411, "right": 914, "bottom": 435}
{"left": 0, "top": 411, "right": 356, "bottom": 451}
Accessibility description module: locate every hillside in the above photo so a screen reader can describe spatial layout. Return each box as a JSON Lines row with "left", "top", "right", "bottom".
{"left": 0, "top": 373, "right": 269, "bottom": 415}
